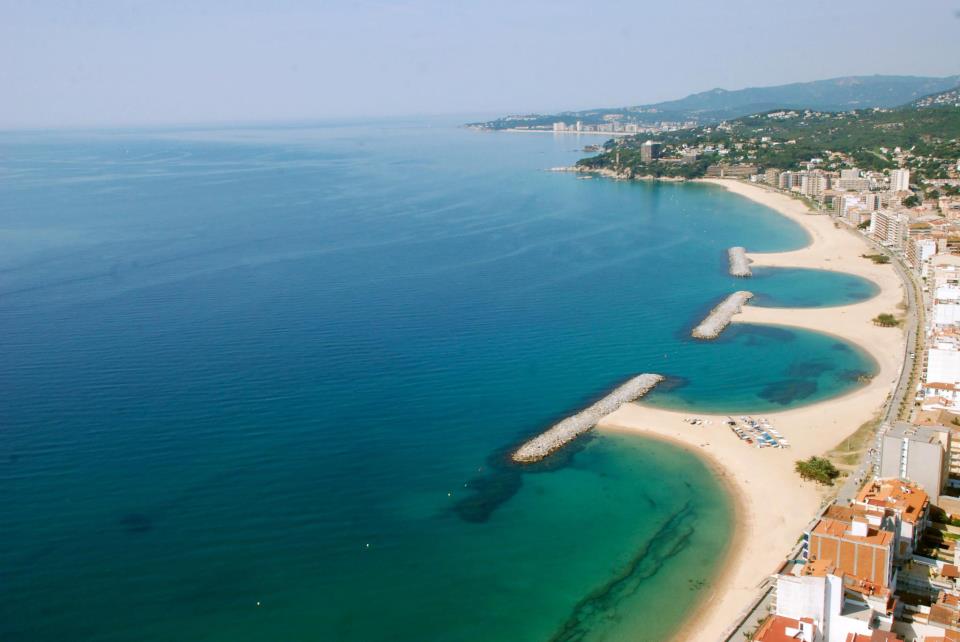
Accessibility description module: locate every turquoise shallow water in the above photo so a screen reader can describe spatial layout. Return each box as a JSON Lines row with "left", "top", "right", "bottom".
{"left": 750, "top": 267, "right": 879, "bottom": 308}
{"left": 0, "top": 120, "right": 876, "bottom": 641}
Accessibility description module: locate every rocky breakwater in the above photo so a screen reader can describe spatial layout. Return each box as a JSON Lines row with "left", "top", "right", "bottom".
{"left": 728, "top": 247, "right": 752, "bottom": 277}
{"left": 511, "top": 374, "right": 665, "bottom": 464}
{"left": 692, "top": 291, "right": 754, "bottom": 339}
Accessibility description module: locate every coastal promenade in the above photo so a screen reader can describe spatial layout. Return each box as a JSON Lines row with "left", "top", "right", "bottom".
{"left": 599, "top": 178, "right": 908, "bottom": 642}
{"left": 834, "top": 232, "right": 922, "bottom": 504}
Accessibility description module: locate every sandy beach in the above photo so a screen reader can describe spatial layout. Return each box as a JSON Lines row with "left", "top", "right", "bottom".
{"left": 597, "top": 178, "right": 907, "bottom": 641}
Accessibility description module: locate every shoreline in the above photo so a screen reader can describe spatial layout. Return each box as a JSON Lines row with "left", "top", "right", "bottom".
{"left": 604, "top": 424, "right": 751, "bottom": 642}
{"left": 596, "top": 178, "right": 906, "bottom": 641}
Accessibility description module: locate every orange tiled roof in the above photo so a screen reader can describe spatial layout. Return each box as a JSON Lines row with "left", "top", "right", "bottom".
{"left": 755, "top": 616, "right": 816, "bottom": 642}
{"left": 801, "top": 558, "right": 836, "bottom": 577}
{"left": 812, "top": 517, "right": 894, "bottom": 545}
{"left": 856, "top": 479, "right": 929, "bottom": 525}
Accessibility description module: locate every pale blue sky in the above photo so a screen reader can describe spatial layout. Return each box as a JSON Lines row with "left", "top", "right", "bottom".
{"left": 2, "top": 0, "right": 959, "bottom": 128}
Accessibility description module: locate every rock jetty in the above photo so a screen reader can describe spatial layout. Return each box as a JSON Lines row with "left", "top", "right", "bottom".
{"left": 692, "top": 291, "right": 754, "bottom": 339}
{"left": 728, "top": 247, "right": 752, "bottom": 277}
{"left": 511, "top": 374, "right": 665, "bottom": 464}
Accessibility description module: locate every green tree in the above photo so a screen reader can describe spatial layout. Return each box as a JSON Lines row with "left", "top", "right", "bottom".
{"left": 795, "top": 457, "right": 840, "bottom": 485}
{"left": 873, "top": 313, "right": 899, "bottom": 327}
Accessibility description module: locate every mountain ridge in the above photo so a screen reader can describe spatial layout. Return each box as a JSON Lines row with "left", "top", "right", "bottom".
{"left": 471, "top": 74, "right": 960, "bottom": 130}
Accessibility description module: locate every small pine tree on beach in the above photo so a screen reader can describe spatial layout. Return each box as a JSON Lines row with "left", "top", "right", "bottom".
{"left": 795, "top": 456, "right": 840, "bottom": 485}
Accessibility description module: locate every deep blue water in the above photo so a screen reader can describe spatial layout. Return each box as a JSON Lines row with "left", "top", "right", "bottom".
{"left": 0, "top": 121, "right": 876, "bottom": 641}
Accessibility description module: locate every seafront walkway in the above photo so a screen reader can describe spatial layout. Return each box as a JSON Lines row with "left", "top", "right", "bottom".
{"left": 835, "top": 232, "right": 921, "bottom": 504}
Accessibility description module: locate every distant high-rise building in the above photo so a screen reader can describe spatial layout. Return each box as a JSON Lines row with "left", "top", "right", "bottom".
{"left": 779, "top": 171, "right": 795, "bottom": 190}
{"left": 890, "top": 168, "right": 911, "bottom": 192}
{"left": 640, "top": 140, "right": 662, "bottom": 162}
{"left": 800, "top": 171, "right": 830, "bottom": 197}
{"left": 575, "top": 121, "right": 583, "bottom": 133}
{"left": 870, "top": 209, "right": 909, "bottom": 249}
{"left": 837, "top": 173, "right": 871, "bottom": 191}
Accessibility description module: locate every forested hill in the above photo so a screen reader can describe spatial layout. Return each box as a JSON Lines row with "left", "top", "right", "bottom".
{"left": 575, "top": 91, "right": 960, "bottom": 180}
{"left": 470, "top": 75, "right": 960, "bottom": 130}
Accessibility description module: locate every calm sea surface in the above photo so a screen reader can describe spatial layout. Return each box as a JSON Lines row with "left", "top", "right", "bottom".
{"left": 0, "top": 120, "right": 877, "bottom": 641}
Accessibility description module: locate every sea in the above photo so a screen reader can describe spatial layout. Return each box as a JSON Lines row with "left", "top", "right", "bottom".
{"left": 0, "top": 118, "right": 878, "bottom": 642}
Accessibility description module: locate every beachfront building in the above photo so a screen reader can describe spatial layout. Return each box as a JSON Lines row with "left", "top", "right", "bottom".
{"left": 908, "top": 237, "right": 939, "bottom": 273}
{"left": 774, "top": 556, "right": 897, "bottom": 642}
{"left": 754, "top": 615, "right": 820, "bottom": 642}
{"left": 705, "top": 163, "right": 758, "bottom": 178}
{"left": 871, "top": 210, "right": 909, "bottom": 249}
{"left": 878, "top": 422, "right": 950, "bottom": 495}
{"left": 805, "top": 517, "right": 896, "bottom": 589}
{"left": 802, "top": 171, "right": 832, "bottom": 198}
{"left": 855, "top": 479, "right": 930, "bottom": 559}
{"left": 780, "top": 171, "right": 798, "bottom": 190}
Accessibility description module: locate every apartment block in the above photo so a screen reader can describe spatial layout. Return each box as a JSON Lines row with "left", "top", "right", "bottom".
{"left": 878, "top": 422, "right": 950, "bottom": 495}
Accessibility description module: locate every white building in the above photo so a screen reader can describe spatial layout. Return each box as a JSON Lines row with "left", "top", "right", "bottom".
{"left": 775, "top": 560, "right": 894, "bottom": 642}
{"left": 878, "top": 423, "right": 949, "bottom": 495}
{"left": 870, "top": 210, "right": 908, "bottom": 249}
{"left": 937, "top": 286, "right": 960, "bottom": 303}
{"left": 891, "top": 168, "right": 911, "bottom": 193}
{"left": 933, "top": 303, "right": 960, "bottom": 328}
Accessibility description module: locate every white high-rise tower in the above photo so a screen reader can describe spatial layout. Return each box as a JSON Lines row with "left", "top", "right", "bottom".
{"left": 890, "top": 168, "right": 910, "bottom": 192}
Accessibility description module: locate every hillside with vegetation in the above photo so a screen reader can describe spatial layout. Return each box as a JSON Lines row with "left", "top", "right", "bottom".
{"left": 575, "top": 91, "right": 960, "bottom": 181}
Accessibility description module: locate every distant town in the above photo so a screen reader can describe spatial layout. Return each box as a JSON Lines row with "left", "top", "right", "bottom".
{"left": 537, "top": 118, "right": 696, "bottom": 136}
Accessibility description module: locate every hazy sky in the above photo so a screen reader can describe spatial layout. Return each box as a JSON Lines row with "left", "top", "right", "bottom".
{"left": 2, "top": 0, "right": 959, "bottom": 128}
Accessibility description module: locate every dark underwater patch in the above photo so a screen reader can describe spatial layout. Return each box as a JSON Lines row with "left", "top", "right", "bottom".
{"left": 735, "top": 324, "right": 795, "bottom": 346}
{"left": 452, "top": 433, "right": 594, "bottom": 523}
{"left": 452, "top": 462, "right": 523, "bottom": 524}
{"left": 786, "top": 360, "right": 831, "bottom": 378}
{"left": 119, "top": 513, "right": 153, "bottom": 534}
{"left": 832, "top": 342, "right": 851, "bottom": 352}
{"left": 835, "top": 369, "right": 872, "bottom": 383}
{"left": 652, "top": 374, "right": 688, "bottom": 393}
{"left": 547, "top": 501, "right": 697, "bottom": 642}
{"left": 758, "top": 379, "right": 818, "bottom": 405}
